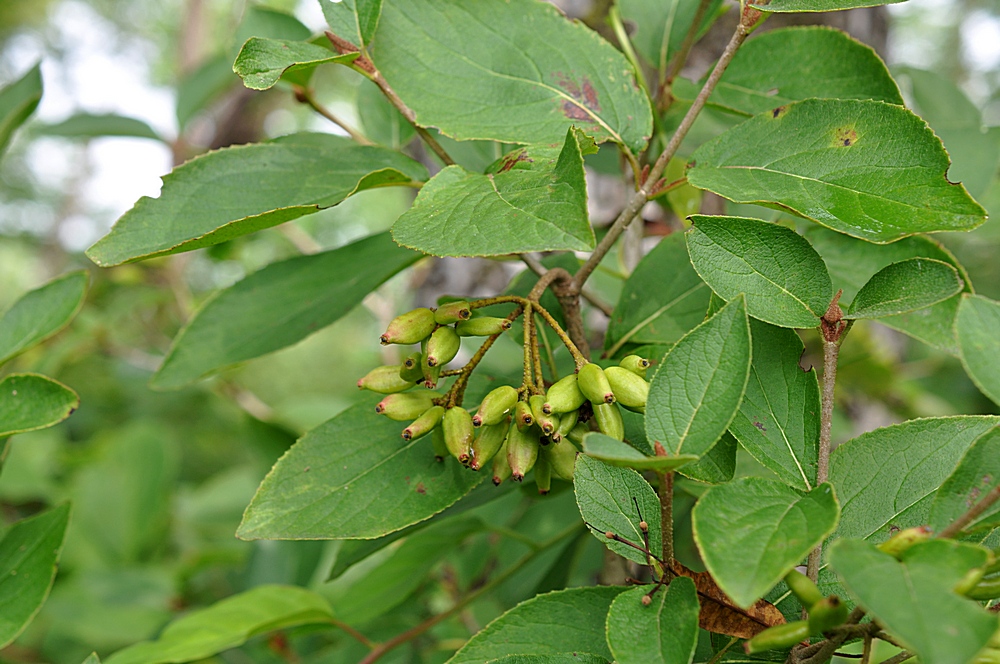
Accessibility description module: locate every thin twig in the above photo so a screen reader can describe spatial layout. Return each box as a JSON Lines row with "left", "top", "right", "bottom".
{"left": 531, "top": 312, "right": 546, "bottom": 388}
{"left": 658, "top": 470, "right": 674, "bottom": 566}
{"left": 572, "top": 19, "right": 750, "bottom": 290}
{"left": 329, "top": 619, "right": 374, "bottom": 648}
{"left": 879, "top": 652, "right": 914, "bottom": 664}
{"left": 705, "top": 637, "right": 738, "bottom": 664}
{"left": 798, "top": 607, "right": 866, "bottom": 664}
{"left": 294, "top": 87, "right": 371, "bottom": 144}
{"left": 519, "top": 254, "right": 613, "bottom": 316}
{"left": 862, "top": 634, "right": 873, "bottom": 664}
{"left": 522, "top": 301, "right": 536, "bottom": 390}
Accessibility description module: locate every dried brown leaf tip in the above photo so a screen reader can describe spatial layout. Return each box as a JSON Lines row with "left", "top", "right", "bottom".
{"left": 670, "top": 562, "right": 786, "bottom": 640}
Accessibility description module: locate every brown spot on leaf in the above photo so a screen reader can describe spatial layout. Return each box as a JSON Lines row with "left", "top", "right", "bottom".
{"left": 753, "top": 418, "right": 767, "bottom": 432}
{"left": 771, "top": 105, "right": 787, "bottom": 119}
{"left": 496, "top": 149, "right": 533, "bottom": 173}
{"left": 670, "top": 561, "right": 786, "bottom": 639}
{"left": 554, "top": 72, "right": 601, "bottom": 121}
{"left": 415, "top": 482, "right": 426, "bottom": 494}
{"left": 834, "top": 127, "right": 858, "bottom": 147}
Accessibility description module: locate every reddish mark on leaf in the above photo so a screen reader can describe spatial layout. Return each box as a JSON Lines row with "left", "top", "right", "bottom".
{"left": 553, "top": 73, "right": 601, "bottom": 121}
{"left": 771, "top": 105, "right": 787, "bottom": 119}
{"left": 753, "top": 418, "right": 767, "bottom": 432}
{"left": 654, "top": 441, "right": 667, "bottom": 457}
{"left": 496, "top": 149, "right": 533, "bottom": 173}
{"left": 834, "top": 127, "right": 858, "bottom": 147}
{"left": 415, "top": 482, "right": 426, "bottom": 494}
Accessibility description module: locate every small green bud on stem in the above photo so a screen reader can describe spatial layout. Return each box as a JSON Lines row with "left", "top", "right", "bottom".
{"left": 399, "top": 352, "right": 424, "bottom": 382}
{"left": 807, "top": 595, "right": 848, "bottom": 634}
{"left": 443, "top": 407, "right": 475, "bottom": 465}
{"left": 426, "top": 326, "right": 461, "bottom": 367}
{"left": 376, "top": 392, "right": 439, "bottom": 421}
{"left": 605, "top": 366, "right": 649, "bottom": 413}
{"left": 456, "top": 316, "right": 512, "bottom": 337}
{"left": 515, "top": 400, "right": 534, "bottom": 430}
{"left": 784, "top": 569, "right": 823, "bottom": 610}
{"left": 965, "top": 574, "right": 1000, "bottom": 601}
{"left": 402, "top": 405, "right": 444, "bottom": 441}
{"left": 434, "top": 300, "right": 472, "bottom": 324}
{"left": 578, "top": 363, "right": 616, "bottom": 405}
{"left": 358, "top": 365, "right": 417, "bottom": 393}
{"left": 743, "top": 621, "right": 810, "bottom": 654}
{"left": 619, "top": 355, "right": 651, "bottom": 378}
{"left": 492, "top": 441, "right": 512, "bottom": 485}
{"left": 593, "top": 402, "right": 624, "bottom": 440}
{"left": 535, "top": 456, "right": 552, "bottom": 494}
{"left": 470, "top": 422, "right": 508, "bottom": 471}
{"left": 507, "top": 422, "right": 539, "bottom": 481}
{"left": 544, "top": 439, "right": 578, "bottom": 480}
{"left": 381, "top": 308, "right": 436, "bottom": 345}
{"left": 474, "top": 385, "right": 519, "bottom": 427}
{"left": 543, "top": 374, "right": 586, "bottom": 415}
{"left": 877, "top": 525, "right": 932, "bottom": 559}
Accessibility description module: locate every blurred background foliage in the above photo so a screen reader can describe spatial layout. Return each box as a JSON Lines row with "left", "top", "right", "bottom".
{"left": 0, "top": 0, "right": 997, "bottom": 662}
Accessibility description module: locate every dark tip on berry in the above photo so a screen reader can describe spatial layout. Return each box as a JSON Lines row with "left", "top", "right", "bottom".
{"left": 402, "top": 430, "right": 413, "bottom": 440}
{"left": 640, "top": 359, "right": 650, "bottom": 368}
{"left": 472, "top": 415, "right": 483, "bottom": 427}
{"left": 521, "top": 415, "right": 533, "bottom": 426}
{"left": 604, "top": 393, "right": 616, "bottom": 404}
{"left": 501, "top": 320, "right": 512, "bottom": 330}
{"left": 493, "top": 476, "right": 502, "bottom": 485}
{"left": 538, "top": 488, "right": 549, "bottom": 495}
{"left": 459, "top": 309, "right": 471, "bottom": 319}
{"left": 426, "top": 357, "right": 438, "bottom": 367}
{"left": 469, "top": 461, "right": 481, "bottom": 471}
{"left": 542, "top": 403, "right": 553, "bottom": 414}
{"left": 379, "top": 334, "right": 390, "bottom": 345}
{"left": 458, "top": 453, "right": 470, "bottom": 464}
{"left": 512, "top": 473, "right": 524, "bottom": 482}
{"left": 375, "top": 404, "right": 386, "bottom": 414}
{"left": 435, "top": 455, "right": 445, "bottom": 462}
{"left": 641, "top": 595, "right": 652, "bottom": 606}
{"left": 357, "top": 379, "right": 365, "bottom": 389}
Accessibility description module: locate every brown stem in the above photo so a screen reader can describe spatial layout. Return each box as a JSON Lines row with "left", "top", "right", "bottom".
{"left": 471, "top": 294, "right": 588, "bottom": 367}
{"left": 293, "top": 87, "right": 371, "bottom": 144}
{"left": 329, "top": 619, "right": 374, "bottom": 649}
{"left": 530, "top": 313, "right": 546, "bottom": 388}
{"left": 519, "top": 254, "right": 613, "bottom": 317}
{"left": 522, "top": 302, "right": 537, "bottom": 390}
{"left": 797, "top": 607, "right": 866, "bottom": 664}
{"left": 324, "top": 30, "right": 455, "bottom": 166}
{"left": 573, "top": 20, "right": 750, "bottom": 290}
{"left": 862, "top": 634, "right": 873, "bottom": 664}
{"left": 658, "top": 470, "right": 674, "bottom": 566}
{"left": 447, "top": 305, "right": 524, "bottom": 407}
{"left": 937, "top": 484, "right": 1000, "bottom": 539}
{"left": 879, "top": 653, "right": 915, "bottom": 664}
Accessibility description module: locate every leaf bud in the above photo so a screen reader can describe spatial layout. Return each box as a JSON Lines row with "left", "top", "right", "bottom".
{"left": 877, "top": 525, "right": 932, "bottom": 559}
{"left": 402, "top": 405, "right": 444, "bottom": 441}
{"left": 605, "top": 366, "right": 649, "bottom": 413}
{"left": 578, "top": 363, "right": 615, "bottom": 405}
{"left": 434, "top": 300, "right": 472, "bottom": 324}
{"left": 381, "top": 307, "right": 436, "bottom": 345}
{"left": 784, "top": 569, "right": 823, "bottom": 610}
{"left": 535, "top": 456, "right": 552, "bottom": 495}
{"left": 543, "top": 374, "right": 586, "bottom": 414}
{"left": 376, "top": 392, "right": 439, "bottom": 421}
{"left": 425, "top": 326, "right": 461, "bottom": 367}
{"left": 619, "top": 355, "right": 651, "bottom": 379}
{"left": 593, "top": 402, "right": 624, "bottom": 441}
{"left": 806, "top": 595, "right": 849, "bottom": 634}
{"left": 492, "top": 441, "right": 512, "bottom": 485}
{"left": 399, "top": 352, "right": 424, "bottom": 382}
{"left": 507, "top": 421, "right": 539, "bottom": 481}
{"left": 469, "top": 422, "right": 508, "bottom": 471}
{"left": 358, "top": 365, "right": 417, "bottom": 394}
{"left": 456, "top": 316, "right": 512, "bottom": 337}
{"left": 743, "top": 621, "right": 810, "bottom": 654}
{"left": 443, "top": 407, "right": 474, "bottom": 465}
{"left": 543, "top": 437, "right": 578, "bottom": 480}
{"left": 515, "top": 400, "right": 534, "bottom": 430}
{"left": 473, "top": 385, "right": 519, "bottom": 427}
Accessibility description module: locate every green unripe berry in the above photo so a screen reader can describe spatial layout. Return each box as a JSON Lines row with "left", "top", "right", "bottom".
{"left": 544, "top": 438, "right": 578, "bottom": 480}
{"left": 425, "top": 326, "right": 461, "bottom": 367}
{"left": 381, "top": 307, "right": 436, "bottom": 345}
{"left": 358, "top": 365, "right": 417, "bottom": 393}
{"left": 376, "top": 392, "right": 439, "bottom": 421}
{"left": 535, "top": 456, "right": 552, "bottom": 495}
{"left": 434, "top": 300, "right": 472, "bottom": 324}
{"left": 973, "top": 649, "right": 1000, "bottom": 664}
{"left": 431, "top": 426, "right": 448, "bottom": 461}
{"left": 807, "top": 596, "right": 848, "bottom": 634}
{"left": 954, "top": 566, "right": 986, "bottom": 596}
{"left": 421, "top": 349, "right": 442, "bottom": 389}
{"left": 469, "top": 422, "right": 508, "bottom": 471}
{"left": 507, "top": 421, "right": 539, "bottom": 481}
{"left": 555, "top": 410, "right": 580, "bottom": 438}
{"left": 743, "top": 621, "right": 810, "bottom": 653}
{"left": 543, "top": 374, "right": 586, "bottom": 414}
{"left": 492, "top": 441, "right": 512, "bottom": 485}
{"left": 528, "top": 394, "right": 557, "bottom": 435}
{"left": 456, "top": 316, "right": 512, "bottom": 337}
{"left": 402, "top": 405, "right": 444, "bottom": 441}
{"left": 474, "top": 385, "right": 519, "bottom": 427}
{"left": 784, "top": 569, "right": 823, "bottom": 610}
{"left": 578, "top": 363, "right": 615, "bottom": 405}
{"left": 515, "top": 400, "right": 534, "bottom": 430}
{"left": 605, "top": 366, "right": 649, "bottom": 413}
{"left": 399, "top": 352, "right": 424, "bottom": 382}
{"left": 619, "top": 355, "right": 651, "bottom": 378}
{"left": 877, "top": 525, "right": 932, "bottom": 559}
{"left": 566, "top": 422, "right": 589, "bottom": 445}
{"left": 593, "top": 402, "right": 624, "bottom": 441}
{"left": 965, "top": 575, "right": 1000, "bottom": 600}
{"left": 443, "top": 407, "right": 474, "bottom": 465}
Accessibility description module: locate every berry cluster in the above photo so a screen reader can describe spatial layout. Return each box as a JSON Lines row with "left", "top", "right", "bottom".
{"left": 357, "top": 295, "right": 652, "bottom": 493}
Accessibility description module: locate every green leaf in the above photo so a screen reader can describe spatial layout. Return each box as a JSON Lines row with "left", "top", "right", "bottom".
{"left": 357, "top": 79, "right": 415, "bottom": 148}
{"left": 151, "top": 233, "right": 420, "bottom": 389}
{"left": 749, "top": 0, "right": 906, "bottom": 11}
{"left": 605, "top": 578, "right": 700, "bottom": 664}
{"left": 804, "top": 226, "right": 969, "bottom": 353}
{"left": 686, "top": 215, "right": 832, "bottom": 328}
{"left": 0, "top": 271, "right": 88, "bottom": 364}
{"left": 0, "top": 374, "right": 79, "bottom": 438}
{"left": 81, "top": 655, "right": 100, "bottom": 664}
{"left": 0, "top": 63, "right": 42, "bottom": 157}
{"left": 686, "top": 99, "right": 987, "bottom": 244}
{"left": 957, "top": 295, "right": 1000, "bottom": 406}
{"left": 845, "top": 258, "right": 962, "bottom": 319}
{"left": 392, "top": 129, "right": 594, "bottom": 257}
{"left": 618, "top": 0, "right": 725, "bottom": 72}
{"left": 35, "top": 113, "right": 162, "bottom": 141}
{"left": 645, "top": 296, "right": 752, "bottom": 458}
{"left": 86, "top": 133, "right": 428, "bottom": 266}
{"left": 325, "top": 516, "right": 482, "bottom": 626}
{"left": 0, "top": 503, "right": 70, "bottom": 649}
{"left": 233, "top": 38, "right": 358, "bottom": 90}
{"left": 693, "top": 478, "right": 839, "bottom": 608}
{"left": 706, "top": 27, "right": 902, "bottom": 117}
{"left": 487, "top": 657, "right": 609, "bottom": 664}
{"left": 447, "top": 586, "right": 627, "bottom": 664}
{"left": 581, "top": 432, "right": 697, "bottom": 472}
{"left": 356, "top": 0, "right": 652, "bottom": 153}
{"left": 604, "top": 233, "right": 711, "bottom": 358}
{"left": 237, "top": 399, "right": 483, "bottom": 540}
{"left": 829, "top": 539, "right": 996, "bottom": 664}
{"left": 574, "top": 455, "right": 661, "bottom": 565}
{"left": 830, "top": 416, "right": 999, "bottom": 543}
{"left": 677, "top": 431, "right": 737, "bottom": 484}
{"left": 103, "top": 585, "right": 333, "bottom": 664}
{"left": 730, "top": 319, "right": 819, "bottom": 491}
{"left": 930, "top": 427, "right": 1000, "bottom": 534}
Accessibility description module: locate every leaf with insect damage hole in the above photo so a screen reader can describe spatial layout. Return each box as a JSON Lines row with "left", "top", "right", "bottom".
{"left": 957, "top": 294, "right": 1000, "bottom": 407}
{"left": 339, "top": 0, "right": 652, "bottom": 153}
{"left": 606, "top": 579, "right": 699, "bottom": 664}
{"left": 447, "top": 586, "right": 627, "bottom": 664}
{"left": 929, "top": 426, "right": 1000, "bottom": 535}
{"left": 393, "top": 128, "right": 595, "bottom": 257}
{"left": 574, "top": 455, "right": 661, "bottom": 565}
{"left": 693, "top": 478, "right": 839, "bottom": 608}
{"left": 845, "top": 258, "right": 962, "bottom": 319}
{"left": 687, "top": 99, "right": 987, "bottom": 244}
